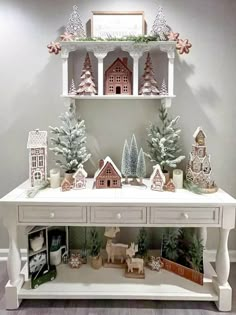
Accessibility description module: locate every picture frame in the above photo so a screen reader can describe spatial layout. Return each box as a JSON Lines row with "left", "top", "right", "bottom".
{"left": 92, "top": 11, "right": 145, "bottom": 38}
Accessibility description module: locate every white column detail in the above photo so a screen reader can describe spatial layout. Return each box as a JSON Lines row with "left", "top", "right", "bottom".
{"left": 215, "top": 228, "right": 230, "bottom": 286}
{"left": 61, "top": 48, "right": 69, "bottom": 96}
{"left": 94, "top": 52, "right": 107, "bottom": 96}
{"left": 129, "top": 52, "right": 143, "bottom": 96}
{"left": 199, "top": 227, "right": 207, "bottom": 248}
{"left": 167, "top": 49, "right": 175, "bottom": 97}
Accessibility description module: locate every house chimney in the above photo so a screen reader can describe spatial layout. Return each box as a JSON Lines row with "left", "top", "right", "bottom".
{"left": 99, "top": 159, "right": 104, "bottom": 169}
{"left": 122, "top": 57, "right": 128, "bottom": 66}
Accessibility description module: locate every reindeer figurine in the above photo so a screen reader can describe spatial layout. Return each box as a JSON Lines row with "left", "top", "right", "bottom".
{"left": 126, "top": 243, "right": 144, "bottom": 274}
{"left": 104, "top": 227, "right": 128, "bottom": 266}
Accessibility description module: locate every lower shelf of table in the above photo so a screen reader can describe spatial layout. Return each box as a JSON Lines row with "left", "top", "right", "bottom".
{"left": 19, "top": 261, "right": 218, "bottom": 301}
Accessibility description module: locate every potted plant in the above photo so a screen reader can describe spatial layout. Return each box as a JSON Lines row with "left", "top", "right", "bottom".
{"left": 89, "top": 228, "right": 102, "bottom": 269}
{"left": 146, "top": 104, "right": 185, "bottom": 182}
{"left": 49, "top": 104, "right": 91, "bottom": 183}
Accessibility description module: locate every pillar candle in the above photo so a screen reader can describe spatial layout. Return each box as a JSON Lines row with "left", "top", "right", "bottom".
{"left": 50, "top": 168, "right": 61, "bottom": 188}
{"left": 173, "top": 169, "right": 183, "bottom": 189}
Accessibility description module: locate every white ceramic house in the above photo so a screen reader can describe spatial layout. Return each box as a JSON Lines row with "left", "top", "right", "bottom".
{"left": 27, "top": 129, "right": 47, "bottom": 187}
{"left": 150, "top": 164, "right": 166, "bottom": 191}
{"left": 73, "top": 164, "right": 87, "bottom": 189}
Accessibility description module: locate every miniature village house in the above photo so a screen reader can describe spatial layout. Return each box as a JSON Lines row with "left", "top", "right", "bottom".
{"left": 27, "top": 129, "right": 47, "bottom": 187}
{"left": 73, "top": 164, "right": 87, "bottom": 189}
{"left": 94, "top": 157, "right": 122, "bottom": 189}
{"left": 61, "top": 178, "right": 71, "bottom": 192}
{"left": 150, "top": 164, "right": 165, "bottom": 191}
{"left": 105, "top": 57, "right": 132, "bottom": 95}
{"left": 186, "top": 127, "right": 212, "bottom": 187}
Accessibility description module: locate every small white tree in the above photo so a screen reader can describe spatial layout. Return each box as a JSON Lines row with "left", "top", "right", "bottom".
{"left": 77, "top": 54, "right": 97, "bottom": 95}
{"left": 136, "top": 148, "right": 146, "bottom": 184}
{"left": 129, "top": 134, "right": 139, "bottom": 181}
{"left": 69, "top": 79, "right": 77, "bottom": 95}
{"left": 121, "top": 140, "right": 130, "bottom": 184}
{"left": 151, "top": 6, "right": 169, "bottom": 40}
{"left": 160, "top": 79, "right": 168, "bottom": 95}
{"left": 147, "top": 104, "right": 185, "bottom": 172}
{"left": 49, "top": 104, "right": 91, "bottom": 173}
{"left": 66, "top": 5, "right": 86, "bottom": 38}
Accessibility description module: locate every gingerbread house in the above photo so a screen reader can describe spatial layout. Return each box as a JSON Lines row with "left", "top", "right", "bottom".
{"left": 105, "top": 57, "right": 132, "bottom": 95}
{"left": 186, "top": 127, "right": 212, "bottom": 187}
{"left": 61, "top": 178, "right": 71, "bottom": 192}
{"left": 27, "top": 129, "right": 47, "bottom": 187}
{"left": 73, "top": 164, "right": 87, "bottom": 190}
{"left": 164, "top": 179, "right": 176, "bottom": 192}
{"left": 94, "top": 157, "right": 122, "bottom": 189}
{"left": 150, "top": 164, "right": 166, "bottom": 191}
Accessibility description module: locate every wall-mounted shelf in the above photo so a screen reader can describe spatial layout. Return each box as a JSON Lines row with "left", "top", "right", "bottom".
{"left": 60, "top": 40, "right": 176, "bottom": 108}
{"left": 61, "top": 94, "right": 176, "bottom": 107}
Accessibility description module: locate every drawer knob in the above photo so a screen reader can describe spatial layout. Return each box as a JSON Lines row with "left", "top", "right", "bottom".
{"left": 50, "top": 212, "right": 55, "bottom": 218}
{"left": 116, "top": 213, "right": 121, "bottom": 219}
{"left": 183, "top": 213, "right": 189, "bottom": 220}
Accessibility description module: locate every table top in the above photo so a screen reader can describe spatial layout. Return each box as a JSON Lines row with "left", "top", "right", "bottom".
{"left": 1, "top": 179, "right": 236, "bottom": 207}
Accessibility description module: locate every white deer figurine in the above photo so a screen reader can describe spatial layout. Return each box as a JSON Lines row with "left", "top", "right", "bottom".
{"left": 106, "top": 239, "right": 128, "bottom": 263}
{"left": 126, "top": 242, "right": 144, "bottom": 274}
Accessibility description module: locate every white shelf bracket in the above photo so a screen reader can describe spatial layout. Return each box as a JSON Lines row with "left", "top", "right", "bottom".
{"left": 167, "top": 49, "right": 175, "bottom": 97}
{"left": 61, "top": 48, "right": 69, "bottom": 96}
{"left": 93, "top": 52, "right": 107, "bottom": 96}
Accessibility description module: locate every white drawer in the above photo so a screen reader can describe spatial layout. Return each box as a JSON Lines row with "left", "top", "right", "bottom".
{"left": 90, "top": 207, "right": 147, "bottom": 224}
{"left": 150, "top": 207, "right": 220, "bottom": 225}
{"left": 18, "top": 206, "right": 87, "bottom": 223}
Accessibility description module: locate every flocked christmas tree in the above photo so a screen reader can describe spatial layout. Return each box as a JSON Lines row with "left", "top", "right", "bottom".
{"left": 147, "top": 104, "right": 185, "bottom": 172}
{"left": 77, "top": 53, "right": 97, "bottom": 95}
{"left": 139, "top": 53, "right": 159, "bottom": 95}
{"left": 49, "top": 104, "right": 91, "bottom": 173}
{"left": 129, "top": 134, "right": 139, "bottom": 182}
{"left": 136, "top": 148, "right": 146, "bottom": 184}
{"left": 151, "top": 6, "right": 169, "bottom": 40}
{"left": 160, "top": 79, "right": 168, "bottom": 95}
{"left": 137, "top": 228, "right": 148, "bottom": 258}
{"left": 66, "top": 5, "right": 86, "bottom": 37}
{"left": 121, "top": 139, "right": 130, "bottom": 184}
{"left": 69, "top": 79, "right": 77, "bottom": 95}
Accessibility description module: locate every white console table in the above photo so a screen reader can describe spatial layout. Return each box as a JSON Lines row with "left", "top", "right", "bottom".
{"left": 0, "top": 179, "right": 235, "bottom": 311}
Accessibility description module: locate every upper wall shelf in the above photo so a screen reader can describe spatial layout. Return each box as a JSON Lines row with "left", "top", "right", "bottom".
{"left": 61, "top": 94, "right": 176, "bottom": 108}
{"left": 60, "top": 40, "right": 176, "bottom": 108}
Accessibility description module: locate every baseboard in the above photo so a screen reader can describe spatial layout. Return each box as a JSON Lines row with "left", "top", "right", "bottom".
{"left": 0, "top": 249, "right": 236, "bottom": 262}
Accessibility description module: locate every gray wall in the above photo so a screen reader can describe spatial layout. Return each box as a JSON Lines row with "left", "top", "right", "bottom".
{"left": 0, "top": 0, "right": 236, "bottom": 250}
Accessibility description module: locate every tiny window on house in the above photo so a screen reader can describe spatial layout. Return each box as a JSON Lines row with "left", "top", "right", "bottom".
{"left": 113, "top": 180, "right": 117, "bottom": 185}
{"left": 109, "top": 86, "right": 114, "bottom": 92}
{"left": 34, "top": 172, "right": 41, "bottom": 180}
{"left": 109, "top": 76, "right": 114, "bottom": 83}
{"left": 116, "top": 76, "right": 121, "bottom": 83}
{"left": 32, "top": 156, "right": 37, "bottom": 168}
{"left": 100, "top": 180, "right": 104, "bottom": 185}
{"left": 123, "top": 76, "right": 128, "bottom": 83}
{"left": 106, "top": 168, "right": 111, "bottom": 174}
{"left": 38, "top": 156, "right": 44, "bottom": 167}
{"left": 115, "top": 66, "right": 121, "bottom": 72}
{"left": 123, "top": 86, "right": 128, "bottom": 92}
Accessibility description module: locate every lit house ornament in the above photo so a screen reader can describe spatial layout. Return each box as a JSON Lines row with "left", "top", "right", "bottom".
{"left": 27, "top": 129, "right": 47, "bottom": 187}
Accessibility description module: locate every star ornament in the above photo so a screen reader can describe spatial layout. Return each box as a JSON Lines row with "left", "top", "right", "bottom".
{"left": 47, "top": 41, "right": 61, "bottom": 55}
{"left": 60, "top": 32, "right": 75, "bottom": 42}
{"left": 167, "top": 31, "right": 179, "bottom": 41}
{"left": 176, "top": 39, "right": 192, "bottom": 54}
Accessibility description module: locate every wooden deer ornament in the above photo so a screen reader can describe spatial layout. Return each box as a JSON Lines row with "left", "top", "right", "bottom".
{"left": 106, "top": 239, "right": 128, "bottom": 264}
{"left": 125, "top": 243, "right": 145, "bottom": 278}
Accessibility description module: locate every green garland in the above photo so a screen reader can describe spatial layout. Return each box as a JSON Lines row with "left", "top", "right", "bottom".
{"left": 74, "top": 35, "right": 164, "bottom": 43}
{"left": 184, "top": 180, "right": 203, "bottom": 195}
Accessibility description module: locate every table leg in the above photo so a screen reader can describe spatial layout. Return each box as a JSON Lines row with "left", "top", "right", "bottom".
{"left": 213, "top": 227, "right": 232, "bottom": 311}
{"left": 3, "top": 208, "right": 23, "bottom": 309}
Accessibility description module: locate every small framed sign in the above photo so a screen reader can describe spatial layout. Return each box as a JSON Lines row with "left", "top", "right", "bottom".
{"left": 92, "top": 11, "right": 145, "bottom": 38}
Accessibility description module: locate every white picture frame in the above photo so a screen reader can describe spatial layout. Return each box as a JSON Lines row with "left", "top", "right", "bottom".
{"left": 92, "top": 11, "right": 145, "bottom": 38}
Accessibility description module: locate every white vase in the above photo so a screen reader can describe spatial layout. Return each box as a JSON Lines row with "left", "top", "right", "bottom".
{"left": 50, "top": 246, "right": 66, "bottom": 266}
{"left": 30, "top": 232, "right": 44, "bottom": 252}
